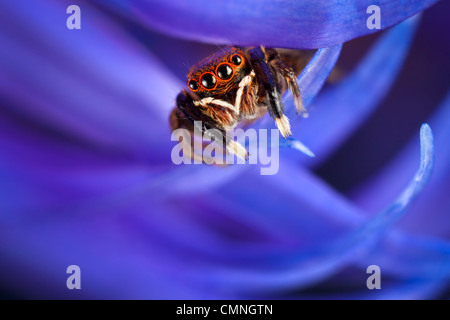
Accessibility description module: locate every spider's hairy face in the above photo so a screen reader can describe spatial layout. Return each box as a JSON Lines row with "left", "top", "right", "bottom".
{"left": 186, "top": 47, "right": 250, "bottom": 99}
{"left": 170, "top": 45, "right": 305, "bottom": 162}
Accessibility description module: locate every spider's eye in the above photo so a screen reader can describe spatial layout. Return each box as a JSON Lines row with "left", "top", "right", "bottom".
{"left": 188, "top": 80, "right": 198, "bottom": 91}
{"left": 200, "top": 73, "right": 216, "bottom": 89}
{"left": 231, "top": 54, "right": 242, "bottom": 66}
{"left": 216, "top": 64, "right": 233, "bottom": 80}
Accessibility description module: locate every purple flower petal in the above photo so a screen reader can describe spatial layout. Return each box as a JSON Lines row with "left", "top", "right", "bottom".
{"left": 94, "top": 0, "right": 439, "bottom": 49}
{"left": 0, "top": 1, "right": 180, "bottom": 157}
{"left": 352, "top": 92, "right": 450, "bottom": 236}
{"left": 180, "top": 124, "right": 434, "bottom": 293}
{"left": 253, "top": 45, "right": 341, "bottom": 159}
{"left": 0, "top": 0, "right": 446, "bottom": 300}
{"left": 360, "top": 232, "right": 450, "bottom": 297}
{"left": 0, "top": 202, "right": 224, "bottom": 299}
{"left": 292, "top": 15, "right": 420, "bottom": 165}
{"left": 280, "top": 137, "right": 316, "bottom": 158}
{"left": 335, "top": 124, "right": 433, "bottom": 252}
{"left": 0, "top": 1, "right": 185, "bottom": 222}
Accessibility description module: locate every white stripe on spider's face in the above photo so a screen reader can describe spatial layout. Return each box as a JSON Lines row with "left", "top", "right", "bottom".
{"left": 193, "top": 97, "right": 238, "bottom": 114}
{"left": 193, "top": 70, "right": 255, "bottom": 114}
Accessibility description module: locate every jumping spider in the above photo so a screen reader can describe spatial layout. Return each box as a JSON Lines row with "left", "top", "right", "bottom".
{"left": 170, "top": 46, "right": 306, "bottom": 161}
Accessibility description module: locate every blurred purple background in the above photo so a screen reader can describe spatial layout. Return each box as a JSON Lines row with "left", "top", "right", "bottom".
{"left": 0, "top": 0, "right": 449, "bottom": 299}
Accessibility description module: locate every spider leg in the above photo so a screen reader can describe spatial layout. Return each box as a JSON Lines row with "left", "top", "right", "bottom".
{"left": 270, "top": 55, "right": 306, "bottom": 116}
{"left": 248, "top": 46, "right": 292, "bottom": 138}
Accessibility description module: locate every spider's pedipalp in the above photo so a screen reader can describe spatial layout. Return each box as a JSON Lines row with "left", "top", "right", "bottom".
{"left": 235, "top": 70, "right": 255, "bottom": 113}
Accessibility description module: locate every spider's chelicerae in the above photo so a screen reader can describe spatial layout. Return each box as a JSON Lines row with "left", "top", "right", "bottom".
{"left": 170, "top": 46, "right": 307, "bottom": 161}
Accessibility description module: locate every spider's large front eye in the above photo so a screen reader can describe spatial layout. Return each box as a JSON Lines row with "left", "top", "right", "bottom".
{"left": 231, "top": 54, "right": 242, "bottom": 66}
{"left": 188, "top": 80, "right": 198, "bottom": 91}
{"left": 216, "top": 64, "right": 233, "bottom": 80}
{"left": 200, "top": 73, "right": 217, "bottom": 89}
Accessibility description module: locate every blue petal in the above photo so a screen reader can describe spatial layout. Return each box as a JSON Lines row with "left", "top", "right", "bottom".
{"left": 279, "top": 137, "right": 316, "bottom": 158}
{"left": 288, "top": 45, "right": 343, "bottom": 118}
{"left": 278, "top": 45, "right": 342, "bottom": 157}
{"left": 0, "top": 203, "right": 224, "bottom": 299}
{"left": 352, "top": 232, "right": 450, "bottom": 299}
{"left": 3, "top": 122, "right": 434, "bottom": 297}
{"left": 0, "top": 0, "right": 446, "bottom": 300}
{"left": 186, "top": 124, "right": 434, "bottom": 292}
{"left": 94, "top": 0, "right": 439, "bottom": 49}
{"left": 0, "top": 1, "right": 180, "bottom": 157}
{"left": 256, "top": 45, "right": 341, "bottom": 157}
{"left": 0, "top": 1, "right": 185, "bottom": 222}
{"left": 335, "top": 124, "right": 433, "bottom": 252}
{"left": 292, "top": 15, "right": 420, "bottom": 165}
{"left": 353, "top": 91, "right": 450, "bottom": 235}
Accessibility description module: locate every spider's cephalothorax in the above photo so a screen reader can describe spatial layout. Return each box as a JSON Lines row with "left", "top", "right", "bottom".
{"left": 170, "top": 46, "right": 305, "bottom": 161}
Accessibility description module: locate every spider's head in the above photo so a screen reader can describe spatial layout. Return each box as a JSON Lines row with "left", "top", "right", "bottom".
{"left": 186, "top": 47, "right": 248, "bottom": 98}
